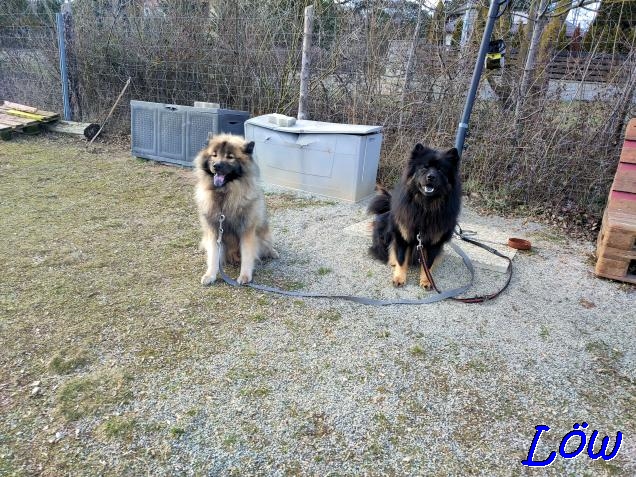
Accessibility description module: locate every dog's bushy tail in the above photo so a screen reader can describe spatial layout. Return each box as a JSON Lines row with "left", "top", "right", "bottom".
{"left": 367, "top": 186, "right": 391, "bottom": 216}
{"left": 368, "top": 186, "right": 392, "bottom": 263}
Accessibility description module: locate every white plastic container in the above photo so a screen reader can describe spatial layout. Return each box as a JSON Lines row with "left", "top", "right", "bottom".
{"left": 244, "top": 114, "right": 383, "bottom": 202}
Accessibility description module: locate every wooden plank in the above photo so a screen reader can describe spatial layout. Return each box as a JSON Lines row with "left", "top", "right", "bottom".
{"left": 0, "top": 114, "right": 28, "bottom": 126}
{"left": 597, "top": 244, "right": 636, "bottom": 261}
{"left": 32, "top": 110, "right": 59, "bottom": 121}
{"left": 605, "top": 209, "right": 636, "bottom": 231}
{"left": 607, "top": 190, "right": 636, "bottom": 216}
{"left": 621, "top": 141, "right": 636, "bottom": 164}
{"left": 46, "top": 120, "right": 98, "bottom": 137}
{"left": 5, "top": 109, "right": 46, "bottom": 121}
{"left": 1, "top": 101, "right": 37, "bottom": 113}
{"left": 0, "top": 105, "right": 59, "bottom": 122}
{"left": 611, "top": 162, "right": 636, "bottom": 194}
{"left": 597, "top": 273, "right": 636, "bottom": 284}
{"left": 598, "top": 226, "right": 635, "bottom": 251}
{"left": 595, "top": 256, "right": 629, "bottom": 277}
{"left": 595, "top": 269, "right": 636, "bottom": 285}
{"left": 626, "top": 119, "right": 636, "bottom": 141}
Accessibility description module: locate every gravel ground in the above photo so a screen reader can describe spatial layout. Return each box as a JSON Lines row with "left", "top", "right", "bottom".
{"left": 175, "top": 184, "right": 636, "bottom": 476}
{"left": 1, "top": 136, "right": 634, "bottom": 476}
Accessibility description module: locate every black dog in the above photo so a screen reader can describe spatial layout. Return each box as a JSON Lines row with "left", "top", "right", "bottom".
{"left": 368, "top": 143, "right": 461, "bottom": 288}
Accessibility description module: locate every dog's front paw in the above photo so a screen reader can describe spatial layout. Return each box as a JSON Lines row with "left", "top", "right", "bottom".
{"left": 419, "top": 275, "right": 432, "bottom": 290}
{"left": 237, "top": 273, "right": 252, "bottom": 285}
{"left": 269, "top": 248, "right": 280, "bottom": 259}
{"left": 392, "top": 267, "right": 407, "bottom": 287}
{"left": 201, "top": 273, "right": 217, "bottom": 285}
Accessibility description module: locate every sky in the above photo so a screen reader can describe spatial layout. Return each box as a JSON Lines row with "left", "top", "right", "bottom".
{"left": 566, "top": 2, "right": 600, "bottom": 29}
{"left": 415, "top": 0, "right": 601, "bottom": 28}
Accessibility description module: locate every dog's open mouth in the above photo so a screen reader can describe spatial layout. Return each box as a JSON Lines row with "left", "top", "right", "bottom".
{"left": 423, "top": 185, "right": 435, "bottom": 195}
{"left": 213, "top": 173, "right": 226, "bottom": 187}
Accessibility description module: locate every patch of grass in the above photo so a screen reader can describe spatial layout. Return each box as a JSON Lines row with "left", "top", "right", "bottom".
{"left": 170, "top": 426, "right": 186, "bottom": 438}
{"left": 465, "top": 359, "right": 488, "bottom": 373}
{"left": 366, "top": 441, "right": 384, "bottom": 457}
{"left": 258, "top": 269, "right": 305, "bottom": 291}
{"left": 56, "top": 370, "right": 132, "bottom": 421}
{"left": 97, "top": 415, "right": 137, "bottom": 440}
{"left": 222, "top": 433, "right": 239, "bottom": 448}
{"left": 373, "top": 413, "right": 392, "bottom": 431}
{"left": 377, "top": 330, "right": 390, "bottom": 338}
{"left": 239, "top": 386, "right": 271, "bottom": 398}
{"left": 251, "top": 313, "right": 267, "bottom": 323}
{"left": 317, "top": 309, "right": 341, "bottom": 322}
{"left": 409, "top": 345, "right": 425, "bottom": 358}
{"left": 585, "top": 340, "right": 624, "bottom": 362}
{"left": 539, "top": 324, "right": 550, "bottom": 341}
{"left": 531, "top": 230, "right": 568, "bottom": 245}
{"left": 287, "top": 280, "right": 305, "bottom": 291}
{"left": 225, "top": 363, "right": 271, "bottom": 382}
{"left": 48, "top": 348, "right": 91, "bottom": 374}
{"left": 316, "top": 267, "right": 332, "bottom": 276}
{"left": 265, "top": 192, "right": 336, "bottom": 210}
{"left": 297, "top": 412, "right": 332, "bottom": 438}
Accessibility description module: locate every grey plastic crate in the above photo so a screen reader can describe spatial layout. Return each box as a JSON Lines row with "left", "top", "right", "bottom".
{"left": 130, "top": 100, "right": 249, "bottom": 167}
{"left": 245, "top": 114, "right": 383, "bottom": 202}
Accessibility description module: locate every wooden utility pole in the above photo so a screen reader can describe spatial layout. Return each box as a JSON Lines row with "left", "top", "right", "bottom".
{"left": 398, "top": 5, "right": 422, "bottom": 131}
{"left": 298, "top": 5, "right": 314, "bottom": 120}
{"left": 514, "top": 0, "right": 549, "bottom": 128}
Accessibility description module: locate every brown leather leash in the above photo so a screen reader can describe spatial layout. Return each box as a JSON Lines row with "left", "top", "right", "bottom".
{"left": 418, "top": 226, "right": 513, "bottom": 303}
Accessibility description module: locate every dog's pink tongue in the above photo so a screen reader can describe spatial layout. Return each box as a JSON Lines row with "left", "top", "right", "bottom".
{"left": 213, "top": 174, "right": 225, "bottom": 187}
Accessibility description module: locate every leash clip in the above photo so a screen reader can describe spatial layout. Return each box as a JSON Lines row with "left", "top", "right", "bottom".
{"left": 217, "top": 214, "right": 225, "bottom": 245}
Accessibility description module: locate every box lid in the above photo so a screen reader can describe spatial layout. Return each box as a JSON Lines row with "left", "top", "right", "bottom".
{"left": 245, "top": 114, "right": 382, "bottom": 135}
{"left": 130, "top": 100, "right": 248, "bottom": 115}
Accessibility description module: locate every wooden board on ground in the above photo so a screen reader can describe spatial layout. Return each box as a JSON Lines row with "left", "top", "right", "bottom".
{"left": 46, "top": 120, "right": 99, "bottom": 138}
{"left": 0, "top": 101, "right": 60, "bottom": 138}
{"left": 342, "top": 218, "right": 517, "bottom": 274}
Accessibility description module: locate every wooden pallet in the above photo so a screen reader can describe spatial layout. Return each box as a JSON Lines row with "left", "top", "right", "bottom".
{"left": 595, "top": 118, "right": 636, "bottom": 284}
{"left": 0, "top": 101, "right": 60, "bottom": 139}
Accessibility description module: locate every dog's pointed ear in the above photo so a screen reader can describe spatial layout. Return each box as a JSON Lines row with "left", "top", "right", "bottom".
{"left": 244, "top": 141, "right": 255, "bottom": 155}
{"left": 413, "top": 143, "right": 425, "bottom": 153}
{"left": 446, "top": 147, "right": 459, "bottom": 166}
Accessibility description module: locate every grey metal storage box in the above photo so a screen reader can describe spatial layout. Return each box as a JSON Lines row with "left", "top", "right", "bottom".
{"left": 130, "top": 100, "right": 249, "bottom": 167}
{"left": 244, "top": 115, "right": 383, "bottom": 202}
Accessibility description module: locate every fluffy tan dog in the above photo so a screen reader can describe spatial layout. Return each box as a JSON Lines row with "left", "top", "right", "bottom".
{"left": 194, "top": 134, "right": 277, "bottom": 285}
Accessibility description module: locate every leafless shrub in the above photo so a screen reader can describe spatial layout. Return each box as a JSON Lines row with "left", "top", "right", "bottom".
{"left": 1, "top": 1, "right": 634, "bottom": 220}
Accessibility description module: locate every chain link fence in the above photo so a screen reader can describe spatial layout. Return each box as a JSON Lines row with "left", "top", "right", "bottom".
{"left": 1, "top": 0, "right": 635, "bottom": 218}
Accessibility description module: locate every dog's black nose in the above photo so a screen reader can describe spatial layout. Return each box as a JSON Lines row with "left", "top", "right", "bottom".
{"left": 426, "top": 172, "right": 436, "bottom": 182}
{"left": 212, "top": 163, "right": 221, "bottom": 172}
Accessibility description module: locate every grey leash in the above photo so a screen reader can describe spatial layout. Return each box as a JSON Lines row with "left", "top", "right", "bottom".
{"left": 215, "top": 215, "right": 476, "bottom": 306}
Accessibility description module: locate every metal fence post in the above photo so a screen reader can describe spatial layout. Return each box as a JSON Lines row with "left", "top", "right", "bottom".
{"left": 56, "top": 12, "right": 71, "bottom": 121}
{"left": 454, "top": 0, "right": 505, "bottom": 157}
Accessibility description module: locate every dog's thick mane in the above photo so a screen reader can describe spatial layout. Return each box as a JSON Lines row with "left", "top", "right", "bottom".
{"left": 194, "top": 134, "right": 263, "bottom": 234}
{"left": 392, "top": 180, "right": 460, "bottom": 246}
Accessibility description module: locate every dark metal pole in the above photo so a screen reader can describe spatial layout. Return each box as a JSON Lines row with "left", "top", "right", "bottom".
{"left": 454, "top": 0, "right": 504, "bottom": 157}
